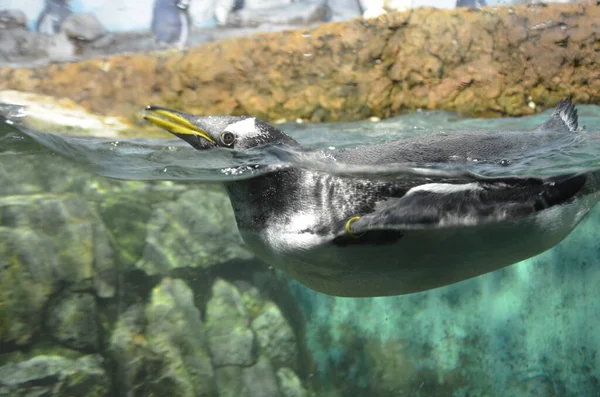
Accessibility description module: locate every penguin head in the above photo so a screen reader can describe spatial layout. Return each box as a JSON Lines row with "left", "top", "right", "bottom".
{"left": 47, "top": 0, "right": 70, "bottom": 5}
{"left": 144, "top": 106, "right": 298, "bottom": 150}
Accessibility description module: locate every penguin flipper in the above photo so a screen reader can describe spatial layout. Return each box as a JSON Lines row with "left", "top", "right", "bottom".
{"left": 336, "top": 174, "right": 586, "bottom": 244}
{"left": 538, "top": 99, "right": 579, "bottom": 133}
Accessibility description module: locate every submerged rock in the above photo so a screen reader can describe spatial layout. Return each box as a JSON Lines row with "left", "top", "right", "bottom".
{"left": 215, "top": 366, "right": 246, "bottom": 397}
{"left": 242, "top": 355, "right": 280, "bottom": 397}
{"left": 205, "top": 279, "right": 256, "bottom": 367}
{"left": 251, "top": 301, "right": 298, "bottom": 369}
{"left": 145, "top": 277, "right": 216, "bottom": 396}
{"left": 0, "top": 194, "right": 116, "bottom": 297}
{"left": 46, "top": 291, "right": 100, "bottom": 352}
{"left": 136, "top": 188, "right": 253, "bottom": 276}
{"left": 506, "top": 372, "right": 561, "bottom": 397}
{"left": 277, "top": 367, "right": 308, "bottom": 397}
{"left": 0, "top": 194, "right": 115, "bottom": 348}
{"left": 0, "top": 227, "right": 52, "bottom": 347}
{"left": 97, "top": 184, "right": 180, "bottom": 269}
{"left": 109, "top": 278, "right": 216, "bottom": 397}
{"left": 0, "top": 354, "right": 111, "bottom": 396}
{"left": 0, "top": 151, "right": 89, "bottom": 197}
{"left": 107, "top": 304, "right": 149, "bottom": 396}
{"left": 207, "top": 280, "right": 308, "bottom": 396}
{"left": 215, "top": 355, "right": 282, "bottom": 397}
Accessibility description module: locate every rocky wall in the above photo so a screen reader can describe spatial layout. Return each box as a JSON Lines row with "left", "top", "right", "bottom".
{"left": 0, "top": 1, "right": 599, "bottom": 124}
{"left": 0, "top": 117, "right": 309, "bottom": 397}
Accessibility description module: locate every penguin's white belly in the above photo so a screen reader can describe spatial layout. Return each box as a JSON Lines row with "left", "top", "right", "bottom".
{"left": 239, "top": 194, "right": 598, "bottom": 297}
{"left": 38, "top": 15, "right": 58, "bottom": 35}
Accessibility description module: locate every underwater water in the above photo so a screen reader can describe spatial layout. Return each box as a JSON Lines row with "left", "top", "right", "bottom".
{"left": 1, "top": 104, "right": 600, "bottom": 396}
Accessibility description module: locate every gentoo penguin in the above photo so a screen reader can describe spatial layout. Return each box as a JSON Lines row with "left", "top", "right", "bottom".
{"left": 151, "top": 0, "right": 191, "bottom": 48}
{"left": 143, "top": 100, "right": 599, "bottom": 297}
{"left": 456, "top": 0, "right": 486, "bottom": 7}
{"left": 35, "top": 0, "right": 72, "bottom": 35}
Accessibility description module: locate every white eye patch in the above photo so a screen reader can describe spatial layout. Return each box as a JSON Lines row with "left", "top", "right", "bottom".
{"left": 224, "top": 117, "right": 257, "bottom": 135}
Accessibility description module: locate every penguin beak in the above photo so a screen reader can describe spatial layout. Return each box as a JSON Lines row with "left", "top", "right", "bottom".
{"left": 143, "top": 106, "right": 217, "bottom": 150}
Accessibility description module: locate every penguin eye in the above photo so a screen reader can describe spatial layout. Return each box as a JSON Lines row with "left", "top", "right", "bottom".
{"left": 220, "top": 132, "right": 236, "bottom": 146}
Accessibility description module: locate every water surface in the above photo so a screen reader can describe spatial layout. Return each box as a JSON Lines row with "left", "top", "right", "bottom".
{"left": 2, "top": 104, "right": 600, "bottom": 183}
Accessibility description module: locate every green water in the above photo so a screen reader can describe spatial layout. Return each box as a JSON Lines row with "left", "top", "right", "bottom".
{"left": 1, "top": 105, "right": 600, "bottom": 396}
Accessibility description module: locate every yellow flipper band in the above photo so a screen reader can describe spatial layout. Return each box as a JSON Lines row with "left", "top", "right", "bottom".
{"left": 345, "top": 216, "right": 364, "bottom": 238}
{"left": 144, "top": 112, "right": 216, "bottom": 144}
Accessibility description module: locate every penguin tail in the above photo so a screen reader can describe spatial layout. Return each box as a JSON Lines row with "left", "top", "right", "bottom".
{"left": 538, "top": 98, "right": 579, "bottom": 133}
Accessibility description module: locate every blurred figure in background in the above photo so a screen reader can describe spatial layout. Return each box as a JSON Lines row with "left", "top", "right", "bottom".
{"left": 151, "top": 0, "right": 191, "bottom": 48}
{"left": 360, "top": 0, "right": 456, "bottom": 19}
{"left": 214, "top": 0, "right": 246, "bottom": 26}
{"left": 35, "top": 0, "right": 72, "bottom": 34}
{"left": 456, "top": 0, "right": 486, "bottom": 6}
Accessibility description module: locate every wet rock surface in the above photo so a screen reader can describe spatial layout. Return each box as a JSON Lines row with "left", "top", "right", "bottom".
{"left": 215, "top": 356, "right": 282, "bottom": 397}
{"left": 0, "top": 130, "right": 309, "bottom": 396}
{"left": 112, "top": 278, "right": 217, "bottom": 397}
{"left": 46, "top": 291, "right": 100, "bottom": 352}
{"left": 0, "top": 193, "right": 115, "bottom": 347}
{"left": 136, "top": 188, "right": 253, "bottom": 276}
{"left": 277, "top": 367, "right": 309, "bottom": 397}
{"left": 108, "top": 279, "right": 219, "bottom": 397}
{"left": 251, "top": 301, "right": 298, "bottom": 369}
{"left": 0, "top": 2, "right": 598, "bottom": 121}
{"left": 241, "top": 355, "right": 281, "bottom": 397}
{"left": 204, "top": 279, "right": 305, "bottom": 396}
{"left": 205, "top": 279, "right": 257, "bottom": 367}
{"left": 105, "top": 277, "right": 306, "bottom": 397}
{"left": 0, "top": 354, "right": 111, "bottom": 397}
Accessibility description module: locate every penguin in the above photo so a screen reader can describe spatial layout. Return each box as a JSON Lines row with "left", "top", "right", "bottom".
{"left": 151, "top": 0, "right": 191, "bottom": 48}
{"left": 143, "top": 100, "right": 599, "bottom": 297}
{"left": 456, "top": 0, "right": 486, "bottom": 7}
{"left": 35, "top": 0, "right": 72, "bottom": 35}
